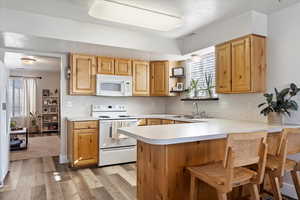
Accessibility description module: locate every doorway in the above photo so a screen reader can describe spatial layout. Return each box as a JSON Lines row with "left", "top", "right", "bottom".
{"left": 4, "top": 51, "right": 61, "bottom": 161}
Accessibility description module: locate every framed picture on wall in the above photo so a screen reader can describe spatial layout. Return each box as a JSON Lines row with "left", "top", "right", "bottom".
{"left": 172, "top": 67, "right": 184, "bottom": 77}
{"left": 42, "top": 89, "right": 50, "bottom": 97}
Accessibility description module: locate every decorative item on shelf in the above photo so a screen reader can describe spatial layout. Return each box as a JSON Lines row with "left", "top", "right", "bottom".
{"left": 172, "top": 67, "right": 184, "bottom": 77}
{"left": 201, "top": 73, "right": 216, "bottom": 98}
{"left": 258, "top": 83, "right": 300, "bottom": 125}
{"left": 42, "top": 89, "right": 50, "bottom": 97}
{"left": 10, "top": 121, "right": 17, "bottom": 131}
{"left": 188, "top": 79, "right": 200, "bottom": 98}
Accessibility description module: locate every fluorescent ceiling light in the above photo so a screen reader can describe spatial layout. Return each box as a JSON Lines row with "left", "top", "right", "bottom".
{"left": 88, "top": 0, "right": 183, "bottom": 31}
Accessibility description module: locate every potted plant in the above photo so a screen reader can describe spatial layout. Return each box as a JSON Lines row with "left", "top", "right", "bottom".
{"left": 201, "top": 73, "right": 215, "bottom": 98}
{"left": 189, "top": 79, "right": 200, "bottom": 98}
{"left": 29, "top": 112, "right": 41, "bottom": 133}
{"left": 258, "top": 83, "right": 300, "bottom": 125}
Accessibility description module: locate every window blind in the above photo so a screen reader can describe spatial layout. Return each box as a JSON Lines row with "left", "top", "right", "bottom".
{"left": 190, "top": 50, "right": 216, "bottom": 97}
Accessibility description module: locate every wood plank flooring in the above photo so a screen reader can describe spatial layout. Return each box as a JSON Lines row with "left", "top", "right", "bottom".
{"left": 0, "top": 156, "right": 136, "bottom": 200}
{"left": 0, "top": 156, "right": 295, "bottom": 200}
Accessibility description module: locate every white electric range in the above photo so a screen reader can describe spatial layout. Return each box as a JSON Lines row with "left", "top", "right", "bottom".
{"left": 91, "top": 105, "right": 137, "bottom": 167}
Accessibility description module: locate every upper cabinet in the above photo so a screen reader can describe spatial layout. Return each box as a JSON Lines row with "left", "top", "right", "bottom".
{"left": 150, "top": 61, "right": 181, "bottom": 96}
{"left": 115, "top": 58, "right": 132, "bottom": 76}
{"left": 97, "top": 58, "right": 132, "bottom": 76}
{"left": 150, "top": 61, "right": 168, "bottom": 96}
{"left": 216, "top": 34, "right": 266, "bottom": 94}
{"left": 97, "top": 57, "right": 115, "bottom": 75}
{"left": 216, "top": 43, "right": 232, "bottom": 93}
{"left": 69, "top": 54, "right": 96, "bottom": 95}
{"left": 132, "top": 60, "right": 150, "bottom": 96}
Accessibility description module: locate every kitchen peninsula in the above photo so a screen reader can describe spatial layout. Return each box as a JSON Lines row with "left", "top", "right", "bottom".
{"left": 118, "top": 119, "right": 298, "bottom": 200}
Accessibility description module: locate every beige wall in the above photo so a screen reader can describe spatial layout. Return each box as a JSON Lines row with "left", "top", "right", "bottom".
{"left": 10, "top": 70, "right": 60, "bottom": 115}
{"left": 9, "top": 70, "right": 60, "bottom": 128}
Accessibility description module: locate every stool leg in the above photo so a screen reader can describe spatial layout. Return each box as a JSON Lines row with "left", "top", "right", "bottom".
{"left": 249, "top": 184, "right": 260, "bottom": 200}
{"left": 217, "top": 192, "right": 227, "bottom": 200}
{"left": 268, "top": 172, "right": 282, "bottom": 200}
{"left": 291, "top": 170, "right": 300, "bottom": 199}
{"left": 190, "top": 175, "right": 198, "bottom": 200}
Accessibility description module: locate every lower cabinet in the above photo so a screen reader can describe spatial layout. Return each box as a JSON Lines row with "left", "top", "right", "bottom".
{"left": 161, "top": 119, "right": 175, "bottom": 124}
{"left": 146, "top": 119, "right": 162, "bottom": 125}
{"left": 68, "top": 120, "right": 99, "bottom": 167}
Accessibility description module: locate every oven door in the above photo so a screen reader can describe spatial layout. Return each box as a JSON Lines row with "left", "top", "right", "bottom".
{"left": 99, "top": 119, "right": 137, "bottom": 149}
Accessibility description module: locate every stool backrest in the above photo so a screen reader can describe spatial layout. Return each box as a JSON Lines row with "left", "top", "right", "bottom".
{"left": 223, "top": 131, "right": 268, "bottom": 185}
{"left": 272, "top": 128, "right": 300, "bottom": 176}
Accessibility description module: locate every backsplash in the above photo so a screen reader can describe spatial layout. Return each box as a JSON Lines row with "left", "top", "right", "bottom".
{"left": 165, "top": 94, "right": 267, "bottom": 122}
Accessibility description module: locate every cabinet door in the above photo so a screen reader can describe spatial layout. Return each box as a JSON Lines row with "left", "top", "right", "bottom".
{"left": 231, "top": 37, "right": 251, "bottom": 92}
{"left": 150, "top": 61, "right": 168, "bottom": 96}
{"left": 97, "top": 57, "right": 114, "bottom": 75}
{"left": 216, "top": 43, "right": 232, "bottom": 93}
{"left": 70, "top": 54, "right": 96, "bottom": 95}
{"left": 73, "top": 129, "right": 98, "bottom": 167}
{"left": 161, "top": 119, "right": 174, "bottom": 124}
{"left": 115, "top": 58, "right": 132, "bottom": 76}
{"left": 146, "top": 119, "right": 161, "bottom": 125}
{"left": 132, "top": 60, "right": 150, "bottom": 96}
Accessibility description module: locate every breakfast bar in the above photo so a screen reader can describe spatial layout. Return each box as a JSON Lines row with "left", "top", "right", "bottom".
{"left": 119, "top": 119, "right": 298, "bottom": 200}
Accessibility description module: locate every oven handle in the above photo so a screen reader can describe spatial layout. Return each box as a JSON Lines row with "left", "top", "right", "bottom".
{"left": 101, "top": 146, "right": 136, "bottom": 151}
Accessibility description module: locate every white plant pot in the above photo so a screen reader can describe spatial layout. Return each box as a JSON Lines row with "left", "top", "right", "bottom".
{"left": 268, "top": 112, "right": 284, "bottom": 125}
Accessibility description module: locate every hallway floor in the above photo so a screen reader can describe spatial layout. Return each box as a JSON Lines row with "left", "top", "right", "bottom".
{"left": 10, "top": 135, "right": 60, "bottom": 161}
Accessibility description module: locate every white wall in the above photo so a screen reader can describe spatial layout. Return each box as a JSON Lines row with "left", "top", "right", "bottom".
{"left": 179, "top": 11, "right": 268, "bottom": 55}
{"left": 0, "top": 60, "right": 9, "bottom": 187}
{"left": 267, "top": 2, "right": 300, "bottom": 198}
{"left": 0, "top": 8, "right": 180, "bottom": 55}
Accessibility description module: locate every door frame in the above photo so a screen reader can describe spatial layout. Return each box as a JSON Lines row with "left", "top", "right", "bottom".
{"left": 1, "top": 48, "right": 67, "bottom": 163}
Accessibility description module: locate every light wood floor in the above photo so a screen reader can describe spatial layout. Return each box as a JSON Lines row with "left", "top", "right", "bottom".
{"left": 0, "top": 156, "right": 295, "bottom": 200}
{"left": 10, "top": 136, "right": 60, "bottom": 161}
{"left": 0, "top": 156, "right": 137, "bottom": 200}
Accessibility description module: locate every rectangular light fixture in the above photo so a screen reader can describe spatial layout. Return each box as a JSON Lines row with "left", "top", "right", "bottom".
{"left": 88, "top": 0, "right": 183, "bottom": 31}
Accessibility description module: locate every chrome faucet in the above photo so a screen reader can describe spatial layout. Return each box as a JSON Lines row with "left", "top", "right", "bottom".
{"left": 192, "top": 102, "right": 207, "bottom": 118}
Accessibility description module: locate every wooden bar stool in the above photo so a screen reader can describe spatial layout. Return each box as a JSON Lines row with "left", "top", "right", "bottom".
{"left": 187, "top": 131, "right": 268, "bottom": 200}
{"left": 265, "top": 128, "right": 300, "bottom": 200}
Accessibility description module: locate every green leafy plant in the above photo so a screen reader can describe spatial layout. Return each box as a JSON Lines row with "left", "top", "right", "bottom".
{"left": 29, "top": 112, "right": 41, "bottom": 127}
{"left": 188, "top": 79, "right": 200, "bottom": 98}
{"left": 258, "top": 83, "right": 300, "bottom": 117}
{"left": 202, "top": 73, "right": 215, "bottom": 97}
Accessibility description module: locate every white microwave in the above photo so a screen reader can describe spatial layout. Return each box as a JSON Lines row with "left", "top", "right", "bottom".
{"left": 96, "top": 74, "right": 132, "bottom": 96}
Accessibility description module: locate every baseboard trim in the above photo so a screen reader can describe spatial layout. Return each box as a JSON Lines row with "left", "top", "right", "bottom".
{"left": 282, "top": 182, "right": 297, "bottom": 199}
{"left": 59, "top": 154, "right": 69, "bottom": 164}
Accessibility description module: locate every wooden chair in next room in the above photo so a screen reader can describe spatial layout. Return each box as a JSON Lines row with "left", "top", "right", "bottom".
{"left": 187, "top": 131, "right": 268, "bottom": 200}
{"left": 265, "top": 128, "right": 300, "bottom": 200}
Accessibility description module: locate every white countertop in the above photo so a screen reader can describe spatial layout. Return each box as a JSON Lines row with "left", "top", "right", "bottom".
{"left": 66, "top": 114, "right": 197, "bottom": 122}
{"left": 67, "top": 117, "right": 99, "bottom": 121}
{"left": 118, "top": 119, "right": 300, "bottom": 145}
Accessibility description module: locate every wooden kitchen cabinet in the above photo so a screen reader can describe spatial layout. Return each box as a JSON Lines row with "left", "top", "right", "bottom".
{"left": 132, "top": 60, "right": 150, "bottom": 96}
{"left": 115, "top": 58, "right": 132, "bottom": 76}
{"left": 216, "top": 34, "right": 266, "bottom": 94}
{"left": 216, "top": 43, "right": 232, "bottom": 93}
{"left": 161, "top": 119, "right": 175, "bottom": 124}
{"left": 150, "top": 61, "right": 179, "bottom": 96}
{"left": 138, "top": 119, "right": 147, "bottom": 126}
{"left": 146, "top": 118, "right": 162, "bottom": 125}
{"left": 97, "top": 56, "right": 115, "bottom": 75}
{"left": 69, "top": 54, "right": 96, "bottom": 95}
{"left": 68, "top": 120, "right": 99, "bottom": 167}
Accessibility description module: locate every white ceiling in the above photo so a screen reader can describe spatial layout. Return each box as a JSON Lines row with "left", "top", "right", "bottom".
{"left": 1, "top": 0, "right": 299, "bottom": 38}
{"left": 4, "top": 52, "right": 61, "bottom": 72}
